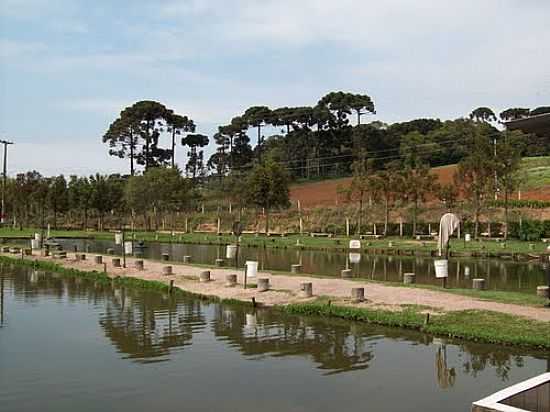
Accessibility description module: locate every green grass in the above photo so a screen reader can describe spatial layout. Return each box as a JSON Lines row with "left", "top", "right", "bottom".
{"left": 283, "top": 301, "right": 550, "bottom": 350}
{"left": 519, "top": 156, "right": 550, "bottom": 190}
{"left": 2, "top": 227, "right": 550, "bottom": 255}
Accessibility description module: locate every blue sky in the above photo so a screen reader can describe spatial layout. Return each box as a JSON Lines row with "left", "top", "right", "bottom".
{"left": 1, "top": 0, "right": 549, "bottom": 176}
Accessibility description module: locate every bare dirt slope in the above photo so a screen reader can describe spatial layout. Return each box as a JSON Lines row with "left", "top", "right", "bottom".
{"left": 290, "top": 165, "right": 550, "bottom": 208}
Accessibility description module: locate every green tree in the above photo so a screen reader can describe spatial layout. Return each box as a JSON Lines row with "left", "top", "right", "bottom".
{"left": 68, "top": 176, "right": 93, "bottom": 230}
{"left": 167, "top": 113, "right": 195, "bottom": 169}
{"left": 245, "top": 160, "right": 290, "bottom": 233}
{"left": 469, "top": 107, "right": 497, "bottom": 123}
{"left": 243, "top": 106, "right": 273, "bottom": 162}
{"left": 499, "top": 108, "right": 530, "bottom": 121}
{"left": 47, "top": 175, "right": 68, "bottom": 230}
{"left": 454, "top": 125, "right": 496, "bottom": 238}
{"left": 182, "top": 134, "right": 209, "bottom": 180}
{"left": 89, "top": 174, "right": 124, "bottom": 231}
{"left": 495, "top": 130, "right": 524, "bottom": 239}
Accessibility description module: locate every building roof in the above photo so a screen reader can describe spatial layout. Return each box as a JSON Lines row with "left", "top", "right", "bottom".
{"left": 505, "top": 112, "right": 550, "bottom": 135}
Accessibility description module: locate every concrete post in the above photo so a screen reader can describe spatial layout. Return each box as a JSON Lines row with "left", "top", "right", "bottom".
{"left": 135, "top": 260, "right": 144, "bottom": 270}
{"left": 217, "top": 218, "right": 221, "bottom": 234}
{"left": 473, "top": 278, "right": 486, "bottom": 290}
{"left": 351, "top": 287, "right": 365, "bottom": 302}
{"left": 291, "top": 264, "right": 302, "bottom": 274}
{"left": 225, "top": 274, "right": 237, "bottom": 287}
{"left": 399, "top": 219, "right": 403, "bottom": 237}
{"left": 199, "top": 271, "right": 211, "bottom": 283}
{"left": 94, "top": 255, "right": 102, "bottom": 264}
{"left": 299, "top": 217, "right": 303, "bottom": 235}
{"left": 403, "top": 273, "right": 416, "bottom": 285}
{"left": 162, "top": 266, "right": 173, "bottom": 276}
{"left": 536, "top": 286, "right": 549, "bottom": 298}
{"left": 300, "top": 282, "right": 313, "bottom": 298}
{"left": 341, "top": 269, "right": 352, "bottom": 278}
{"left": 257, "top": 278, "right": 270, "bottom": 292}
{"left": 346, "top": 218, "right": 350, "bottom": 237}
{"left": 112, "top": 258, "right": 121, "bottom": 267}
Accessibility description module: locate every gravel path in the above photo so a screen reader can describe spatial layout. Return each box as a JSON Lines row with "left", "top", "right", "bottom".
{"left": 18, "top": 251, "right": 550, "bottom": 322}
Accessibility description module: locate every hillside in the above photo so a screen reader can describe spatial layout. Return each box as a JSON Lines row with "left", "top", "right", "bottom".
{"left": 290, "top": 157, "right": 550, "bottom": 208}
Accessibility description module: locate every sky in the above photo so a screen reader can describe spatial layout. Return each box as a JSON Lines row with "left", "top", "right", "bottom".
{"left": 1, "top": 0, "right": 549, "bottom": 177}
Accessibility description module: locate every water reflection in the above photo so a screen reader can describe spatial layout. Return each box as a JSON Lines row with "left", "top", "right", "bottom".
{"left": 2, "top": 264, "right": 548, "bottom": 386}
{"left": 52, "top": 238, "right": 546, "bottom": 293}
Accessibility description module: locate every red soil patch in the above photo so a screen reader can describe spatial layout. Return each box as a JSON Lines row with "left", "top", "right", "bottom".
{"left": 290, "top": 165, "right": 550, "bottom": 208}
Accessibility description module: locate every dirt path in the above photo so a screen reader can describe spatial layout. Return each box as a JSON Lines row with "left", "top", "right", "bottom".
{"left": 17, "top": 251, "right": 550, "bottom": 322}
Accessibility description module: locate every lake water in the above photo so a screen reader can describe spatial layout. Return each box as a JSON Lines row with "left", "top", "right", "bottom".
{"left": 54, "top": 238, "right": 548, "bottom": 293}
{"left": 1, "top": 264, "right": 548, "bottom": 412}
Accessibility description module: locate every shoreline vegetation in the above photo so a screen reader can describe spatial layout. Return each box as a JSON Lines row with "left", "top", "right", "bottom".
{"left": 2, "top": 253, "right": 549, "bottom": 351}
{"left": 1, "top": 228, "right": 550, "bottom": 259}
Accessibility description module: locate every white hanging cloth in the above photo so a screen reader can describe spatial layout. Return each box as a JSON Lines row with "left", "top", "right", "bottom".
{"left": 438, "top": 213, "right": 460, "bottom": 256}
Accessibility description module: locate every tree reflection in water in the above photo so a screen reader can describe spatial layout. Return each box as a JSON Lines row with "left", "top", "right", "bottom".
{"left": 100, "top": 287, "right": 206, "bottom": 363}
{"left": 3, "top": 263, "right": 548, "bottom": 381}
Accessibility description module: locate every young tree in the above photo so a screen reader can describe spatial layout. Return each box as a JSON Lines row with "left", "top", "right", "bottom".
{"left": 89, "top": 174, "right": 124, "bottom": 231}
{"left": 345, "top": 153, "right": 374, "bottom": 234}
{"left": 368, "top": 162, "right": 401, "bottom": 235}
{"left": 68, "top": 176, "right": 93, "bottom": 230}
{"left": 495, "top": 130, "right": 524, "bottom": 239}
{"left": 47, "top": 175, "right": 68, "bottom": 230}
{"left": 245, "top": 160, "right": 290, "bottom": 233}
{"left": 454, "top": 125, "right": 496, "bottom": 238}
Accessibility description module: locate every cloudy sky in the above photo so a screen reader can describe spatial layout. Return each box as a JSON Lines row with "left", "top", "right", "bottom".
{"left": 1, "top": 0, "right": 549, "bottom": 176}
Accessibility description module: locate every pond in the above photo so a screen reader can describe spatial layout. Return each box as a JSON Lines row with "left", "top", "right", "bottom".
{"left": 0, "top": 264, "right": 548, "bottom": 412}
{"left": 54, "top": 238, "right": 548, "bottom": 293}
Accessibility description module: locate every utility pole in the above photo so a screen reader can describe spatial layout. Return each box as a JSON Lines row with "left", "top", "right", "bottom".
{"left": 0, "top": 140, "right": 14, "bottom": 225}
{"left": 494, "top": 137, "right": 498, "bottom": 200}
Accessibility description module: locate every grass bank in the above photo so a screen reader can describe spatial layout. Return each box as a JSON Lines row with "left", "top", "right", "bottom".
{"left": 283, "top": 301, "right": 550, "bottom": 350}
{"left": 2, "top": 254, "right": 549, "bottom": 350}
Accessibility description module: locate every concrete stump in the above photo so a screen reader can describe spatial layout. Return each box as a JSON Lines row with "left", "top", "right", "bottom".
{"left": 404, "top": 273, "right": 416, "bottom": 285}
{"left": 135, "top": 260, "right": 144, "bottom": 270}
{"left": 2, "top": 246, "right": 10, "bottom": 253}
{"left": 351, "top": 287, "right": 365, "bottom": 302}
{"left": 162, "top": 266, "right": 173, "bottom": 276}
{"left": 162, "top": 253, "right": 170, "bottom": 261}
{"left": 291, "top": 264, "right": 302, "bottom": 274}
{"left": 536, "top": 286, "right": 549, "bottom": 299}
{"left": 300, "top": 282, "right": 313, "bottom": 298}
{"left": 183, "top": 255, "right": 191, "bottom": 263}
{"left": 112, "top": 258, "right": 121, "bottom": 268}
{"left": 44, "top": 249, "right": 50, "bottom": 257}
{"left": 225, "top": 274, "right": 237, "bottom": 287}
{"left": 94, "top": 255, "right": 103, "bottom": 264}
{"left": 341, "top": 269, "right": 352, "bottom": 278}
{"left": 24, "top": 248, "right": 32, "bottom": 256}
{"left": 215, "top": 258, "right": 225, "bottom": 267}
{"left": 473, "top": 278, "right": 486, "bottom": 290}
{"left": 106, "top": 248, "right": 114, "bottom": 255}
{"left": 257, "top": 278, "right": 270, "bottom": 292}
{"left": 78, "top": 253, "right": 86, "bottom": 260}
{"left": 199, "top": 271, "right": 211, "bottom": 283}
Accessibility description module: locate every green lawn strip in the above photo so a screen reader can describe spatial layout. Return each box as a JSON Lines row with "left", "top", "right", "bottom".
{"left": 282, "top": 301, "right": 550, "bottom": 350}
{"left": 424, "top": 310, "right": 550, "bottom": 349}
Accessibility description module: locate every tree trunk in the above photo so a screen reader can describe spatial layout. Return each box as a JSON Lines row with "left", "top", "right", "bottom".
{"left": 357, "top": 196, "right": 363, "bottom": 235}
{"left": 171, "top": 129, "right": 176, "bottom": 168}
{"left": 84, "top": 208, "right": 88, "bottom": 231}
{"left": 130, "top": 128, "right": 135, "bottom": 176}
{"left": 504, "top": 187, "right": 509, "bottom": 240}
{"left": 265, "top": 208, "right": 269, "bottom": 234}
{"left": 384, "top": 196, "right": 389, "bottom": 235}
{"left": 412, "top": 198, "right": 417, "bottom": 237}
